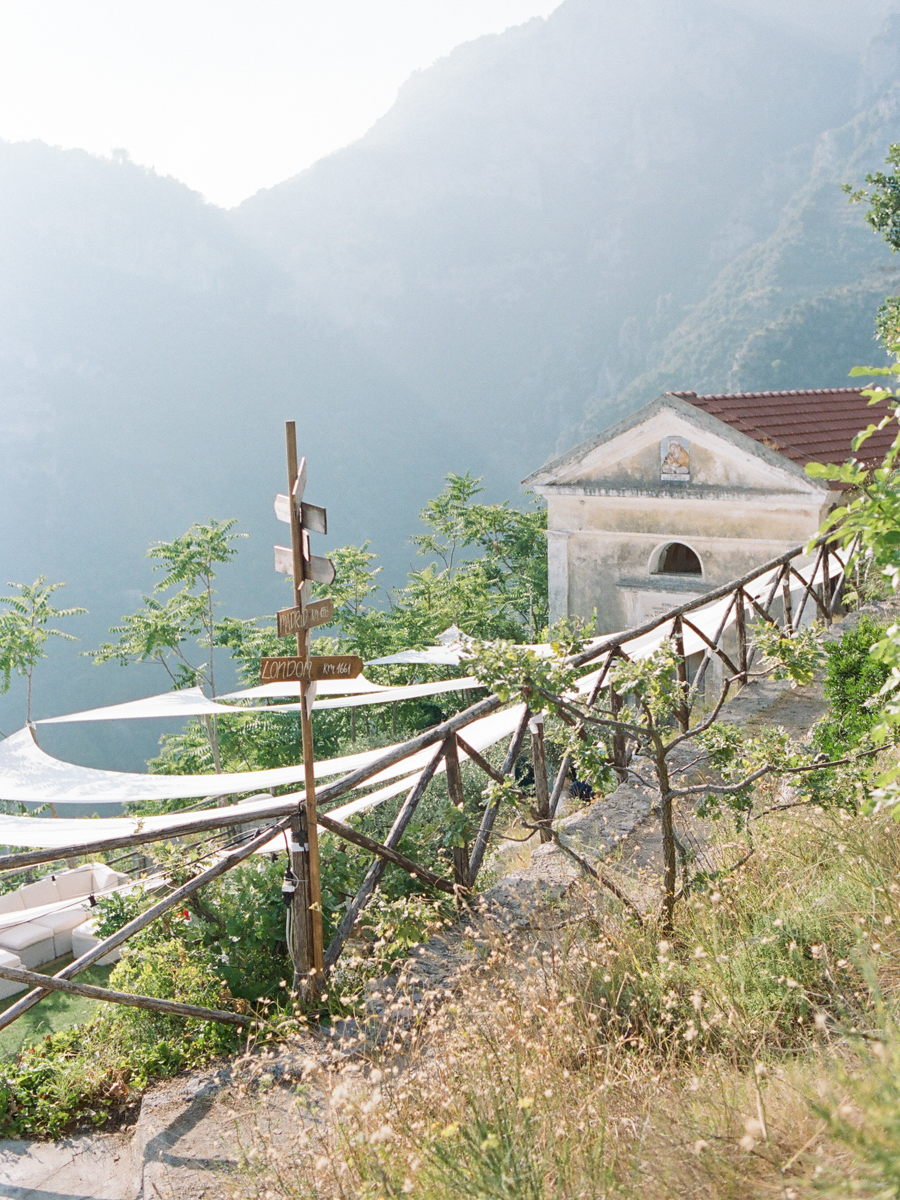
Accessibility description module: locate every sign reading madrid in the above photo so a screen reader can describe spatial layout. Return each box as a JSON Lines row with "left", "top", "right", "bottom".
{"left": 260, "top": 655, "right": 364, "bottom": 683}
{"left": 277, "top": 599, "right": 334, "bottom": 637}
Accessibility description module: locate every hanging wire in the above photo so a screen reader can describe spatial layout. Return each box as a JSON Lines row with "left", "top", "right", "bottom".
{"left": 0, "top": 818, "right": 287, "bottom": 939}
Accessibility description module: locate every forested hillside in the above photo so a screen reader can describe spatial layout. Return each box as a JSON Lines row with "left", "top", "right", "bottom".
{"left": 612, "top": 17, "right": 900, "bottom": 417}
{"left": 4, "top": 0, "right": 900, "bottom": 754}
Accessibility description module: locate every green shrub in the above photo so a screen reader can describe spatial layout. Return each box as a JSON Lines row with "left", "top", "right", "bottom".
{"left": 0, "top": 935, "right": 243, "bottom": 1139}
{"left": 814, "top": 615, "right": 891, "bottom": 758}
{"left": 92, "top": 886, "right": 149, "bottom": 939}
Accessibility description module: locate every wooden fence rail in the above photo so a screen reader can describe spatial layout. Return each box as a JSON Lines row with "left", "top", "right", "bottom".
{"left": 0, "top": 964, "right": 254, "bottom": 1027}
{"left": 0, "top": 535, "right": 853, "bottom": 1025}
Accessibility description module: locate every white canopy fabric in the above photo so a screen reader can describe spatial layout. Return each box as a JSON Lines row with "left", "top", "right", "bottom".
{"left": 219, "top": 677, "right": 390, "bottom": 700}
{"left": 367, "top": 647, "right": 467, "bottom": 666}
{"left": 367, "top": 641, "right": 560, "bottom": 666}
{"left": 0, "top": 704, "right": 525, "bottom": 846}
{"left": 366, "top": 624, "right": 473, "bottom": 664}
{"left": 36, "top": 687, "right": 246, "bottom": 725}
{"left": 0, "top": 728, "right": 404, "bottom": 805}
{"left": 33, "top": 677, "right": 484, "bottom": 725}
{"left": 273, "top": 677, "right": 484, "bottom": 711}
{"left": 35, "top": 676, "right": 482, "bottom": 720}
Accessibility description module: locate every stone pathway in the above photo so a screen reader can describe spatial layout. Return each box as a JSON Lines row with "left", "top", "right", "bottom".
{"left": 0, "top": 601, "right": 888, "bottom": 1198}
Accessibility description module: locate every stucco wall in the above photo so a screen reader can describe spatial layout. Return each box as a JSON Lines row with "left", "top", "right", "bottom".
{"left": 528, "top": 398, "right": 836, "bottom": 635}
{"left": 547, "top": 494, "right": 828, "bottom": 632}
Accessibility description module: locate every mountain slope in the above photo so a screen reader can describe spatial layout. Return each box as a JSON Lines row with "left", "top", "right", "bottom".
{"left": 0, "top": 140, "right": 435, "bottom": 760}
{"left": 609, "top": 76, "right": 900, "bottom": 416}
{"left": 233, "top": 0, "right": 858, "bottom": 486}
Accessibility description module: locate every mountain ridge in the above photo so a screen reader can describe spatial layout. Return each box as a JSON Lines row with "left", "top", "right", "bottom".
{"left": 3, "top": 0, "right": 900, "bottom": 762}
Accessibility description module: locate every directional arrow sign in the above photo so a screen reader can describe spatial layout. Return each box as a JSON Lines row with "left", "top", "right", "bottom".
{"left": 306, "top": 555, "right": 336, "bottom": 585}
{"left": 292, "top": 456, "right": 307, "bottom": 505}
{"left": 301, "top": 501, "right": 327, "bottom": 536}
{"left": 275, "top": 492, "right": 327, "bottom": 535}
{"left": 260, "top": 655, "right": 364, "bottom": 683}
{"left": 277, "top": 599, "right": 334, "bottom": 637}
{"left": 274, "top": 546, "right": 334, "bottom": 584}
{"left": 275, "top": 494, "right": 327, "bottom": 537}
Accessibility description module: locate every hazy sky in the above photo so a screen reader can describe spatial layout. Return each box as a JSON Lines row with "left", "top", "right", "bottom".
{"left": 0, "top": 0, "right": 893, "bottom": 210}
{"left": 0, "top": 1, "right": 563, "bottom": 209}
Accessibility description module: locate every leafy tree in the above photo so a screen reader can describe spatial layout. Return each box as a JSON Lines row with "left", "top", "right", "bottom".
{"left": 122, "top": 477, "right": 547, "bottom": 780}
{"left": 845, "top": 143, "right": 900, "bottom": 255}
{"left": 408, "top": 472, "right": 548, "bottom": 641}
{"left": 798, "top": 143, "right": 900, "bottom": 808}
{"left": 308, "top": 476, "right": 548, "bottom": 657}
{"left": 813, "top": 616, "right": 892, "bottom": 760}
{"left": 0, "top": 578, "right": 86, "bottom": 723}
{"left": 90, "top": 519, "right": 245, "bottom": 770}
{"left": 846, "top": 144, "right": 900, "bottom": 356}
{"left": 466, "top": 621, "right": 855, "bottom": 930}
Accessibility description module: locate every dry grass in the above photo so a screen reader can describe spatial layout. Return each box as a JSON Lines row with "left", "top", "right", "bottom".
{"left": 226, "top": 806, "right": 900, "bottom": 1199}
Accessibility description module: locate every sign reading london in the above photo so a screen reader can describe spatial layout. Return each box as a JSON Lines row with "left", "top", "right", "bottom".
{"left": 260, "top": 655, "right": 364, "bottom": 683}
{"left": 277, "top": 599, "right": 334, "bottom": 637}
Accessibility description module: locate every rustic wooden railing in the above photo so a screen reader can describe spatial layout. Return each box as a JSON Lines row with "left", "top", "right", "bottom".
{"left": 0, "top": 538, "right": 851, "bottom": 1028}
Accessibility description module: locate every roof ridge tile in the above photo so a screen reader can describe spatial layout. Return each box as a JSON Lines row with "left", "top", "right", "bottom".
{"left": 671, "top": 386, "right": 866, "bottom": 401}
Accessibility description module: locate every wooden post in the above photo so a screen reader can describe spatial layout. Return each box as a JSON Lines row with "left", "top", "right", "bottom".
{"left": 548, "top": 753, "right": 572, "bottom": 818}
{"left": 672, "top": 615, "right": 689, "bottom": 733}
{"left": 735, "top": 589, "right": 748, "bottom": 681}
{"left": 529, "top": 714, "right": 552, "bottom": 844}
{"left": 443, "top": 734, "right": 470, "bottom": 891}
{"left": 288, "top": 810, "right": 311, "bottom": 983}
{"left": 285, "top": 421, "right": 325, "bottom": 990}
{"left": 609, "top": 682, "right": 628, "bottom": 780}
{"left": 468, "top": 705, "right": 530, "bottom": 882}
{"left": 791, "top": 543, "right": 826, "bottom": 628}
{"left": 782, "top": 568, "right": 793, "bottom": 632}
{"left": 821, "top": 547, "right": 832, "bottom": 627}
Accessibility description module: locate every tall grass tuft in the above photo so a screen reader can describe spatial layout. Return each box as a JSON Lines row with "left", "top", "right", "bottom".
{"left": 229, "top": 806, "right": 900, "bottom": 1199}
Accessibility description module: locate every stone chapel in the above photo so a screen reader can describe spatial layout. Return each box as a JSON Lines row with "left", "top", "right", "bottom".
{"left": 524, "top": 388, "right": 894, "bottom": 633}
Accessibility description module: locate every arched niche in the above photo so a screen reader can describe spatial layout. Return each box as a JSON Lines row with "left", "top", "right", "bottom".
{"left": 651, "top": 542, "right": 703, "bottom": 577}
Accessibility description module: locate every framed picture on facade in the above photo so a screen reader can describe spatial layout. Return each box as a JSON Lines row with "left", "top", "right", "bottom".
{"left": 660, "top": 435, "right": 690, "bottom": 482}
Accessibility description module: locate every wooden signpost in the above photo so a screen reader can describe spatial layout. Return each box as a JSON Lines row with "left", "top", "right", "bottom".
{"left": 270, "top": 422, "right": 363, "bottom": 993}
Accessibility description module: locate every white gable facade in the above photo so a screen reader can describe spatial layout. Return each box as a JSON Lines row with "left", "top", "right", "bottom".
{"left": 524, "top": 394, "right": 836, "bottom": 633}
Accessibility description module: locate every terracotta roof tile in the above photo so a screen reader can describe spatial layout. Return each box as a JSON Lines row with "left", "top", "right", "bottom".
{"left": 671, "top": 387, "right": 896, "bottom": 470}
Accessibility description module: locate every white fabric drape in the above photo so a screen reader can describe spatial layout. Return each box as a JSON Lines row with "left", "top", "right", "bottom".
{"left": 0, "top": 548, "right": 841, "bottom": 815}
{"left": 0, "top": 705, "right": 525, "bottom": 843}
{"left": 0, "top": 706, "right": 521, "bottom": 808}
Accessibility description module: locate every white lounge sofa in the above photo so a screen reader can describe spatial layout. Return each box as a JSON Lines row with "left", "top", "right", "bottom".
{"left": 71, "top": 916, "right": 122, "bottom": 966}
{"left": 0, "top": 863, "right": 129, "bottom": 970}
{"left": 0, "top": 950, "right": 26, "bottom": 1000}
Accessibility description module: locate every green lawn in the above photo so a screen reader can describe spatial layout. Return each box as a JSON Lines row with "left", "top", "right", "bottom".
{"left": 0, "top": 956, "right": 115, "bottom": 1060}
